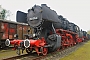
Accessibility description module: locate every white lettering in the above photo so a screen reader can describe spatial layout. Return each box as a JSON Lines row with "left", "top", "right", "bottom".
{"left": 29, "top": 17, "right": 38, "bottom": 20}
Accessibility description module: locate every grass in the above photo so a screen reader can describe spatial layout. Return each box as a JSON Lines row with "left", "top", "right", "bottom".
{"left": 0, "top": 50, "right": 16, "bottom": 59}
{"left": 0, "top": 49, "right": 27, "bottom": 60}
{"left": 60, "top": 41, "right": 90, "bottom": 60}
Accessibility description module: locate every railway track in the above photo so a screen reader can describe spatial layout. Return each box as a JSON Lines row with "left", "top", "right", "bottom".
{"left": 0, "top": 47, "right": 14, "bottom": 53}
{"left": 2, "top": 41, "right": 86, "bottom": 60}
{"left": 3, "top": 54, "right": 30, "bottom": 60}
{"left": 2, "top": 53, "right": 45, "bottom": 60}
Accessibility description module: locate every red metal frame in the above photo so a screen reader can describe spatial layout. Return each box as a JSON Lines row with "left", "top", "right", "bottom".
{"left": 9, "top": 37, "right": 48, "bottom": 55}
{"left": 7, "top": 29, "right": 85, "bottom": 56}
{"left": 56, "top": 29, "right": 81, "bottom": 49}
{"left": 9, "top": 39, "right": 23, "bottom": 50}
{"left": 28, "top": 37, "right": 48, "bottom": 55}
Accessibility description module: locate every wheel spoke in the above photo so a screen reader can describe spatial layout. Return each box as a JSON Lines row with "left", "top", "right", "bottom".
{"left": 42, "top": 48, "right": 48, "bottom": 55}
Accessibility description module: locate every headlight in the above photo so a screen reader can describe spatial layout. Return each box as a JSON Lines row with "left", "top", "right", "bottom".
{"left": 5, "top": 39, "right": 10, "bottom": 46}
{"left": 24, "top": 39, "right": 30, "bottom": 48}
{"left": 33, "top": 34, "right": 35, "bottom": 37}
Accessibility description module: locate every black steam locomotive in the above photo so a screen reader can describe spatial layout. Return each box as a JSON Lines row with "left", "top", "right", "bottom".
{"left": 5, "top": 4, "right": 90, "bottom": 55}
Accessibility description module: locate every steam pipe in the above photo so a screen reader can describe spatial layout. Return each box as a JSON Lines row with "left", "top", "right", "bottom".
{"left": 52, "top": 23, "right": 56, "bottom": 34}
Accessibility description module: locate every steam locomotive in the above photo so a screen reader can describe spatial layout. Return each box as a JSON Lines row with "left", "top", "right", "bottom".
{"left": 5, "top": 4, "right": 90, "bottom": 55}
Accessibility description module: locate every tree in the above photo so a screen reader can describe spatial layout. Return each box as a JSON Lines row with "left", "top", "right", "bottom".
{"left": 1, "top": 9, "right": 7, "bottom": 19}
{"left": 1, "top": 9, "right": 11, "bottom": 19}
{"left": 87, "top": 30, "right": 90, "bottom": 34}
{"left": 0, "top": 5, "right": 11, "bottom": 20}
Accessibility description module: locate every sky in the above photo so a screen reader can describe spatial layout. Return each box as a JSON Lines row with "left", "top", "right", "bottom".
{"left": 0, "top": 0, "right": 90, "bottom": 31}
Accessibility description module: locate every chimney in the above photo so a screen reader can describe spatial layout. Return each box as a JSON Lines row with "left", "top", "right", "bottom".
{"left": 41, "top": 4, "right": 47, "bottom": 6}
